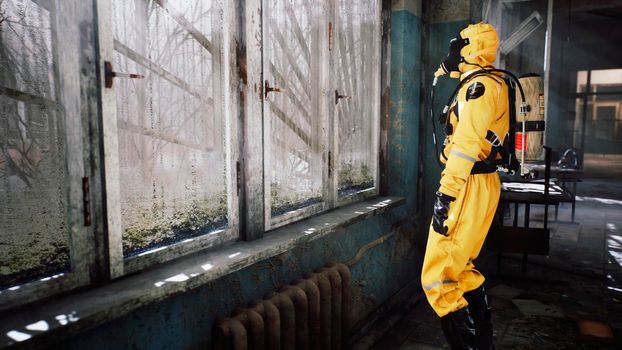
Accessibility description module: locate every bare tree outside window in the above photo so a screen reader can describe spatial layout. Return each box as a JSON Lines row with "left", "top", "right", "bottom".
{"left": 335, "top": 0, "right": 380, "bottom": 197}
{"left": 110, "top": 0, "right": 227, "bottom": 257}
{"left": 264, "top": 0, "right": 326, "bottom": 218}
{"left": 0, "top": 0, "right": 69, "bottom": 289}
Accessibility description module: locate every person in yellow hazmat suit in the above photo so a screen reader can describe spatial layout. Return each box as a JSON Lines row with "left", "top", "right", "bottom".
{"left": 421, "top": 22, "right": 508, "bottom": 350}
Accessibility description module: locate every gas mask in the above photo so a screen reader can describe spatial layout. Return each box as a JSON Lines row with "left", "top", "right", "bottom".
{"left": 436, "top": 35, "right": 470, "bottom": 78}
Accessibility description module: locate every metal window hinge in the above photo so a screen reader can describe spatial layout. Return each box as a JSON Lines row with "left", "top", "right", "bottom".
{"left": 82, "top": 177, "right": 92, "bottom": 226}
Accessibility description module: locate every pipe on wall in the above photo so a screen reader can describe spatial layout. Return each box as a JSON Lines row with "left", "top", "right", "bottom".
{"left": 213, "top": 317, "right": 247, "bottom": 350}
{"left": 294, "top": 279, "right": 321, "bottom": 349}
{"left": 328, "top": 262, "right": 352, "bottom": 347}
{"left": 280, "top": 285, "right": 309, "bottom": 350}
{"left": 322, "top": 267, "right": 343, "bottom": 350}
{"left": 248, "top": 300, "right": 281, "bottom": 350}
{"left": 264, "top": 292, "right": 295, "bottom": 349}
{"left": 306, "top": 271, "right": 332, "bottom": 350}
{"left": 232, "top": 308, "right": 265, "bottom": 350}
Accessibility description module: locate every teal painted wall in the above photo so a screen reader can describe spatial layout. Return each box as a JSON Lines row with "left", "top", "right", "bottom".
{"left": 61, "top": 6, "right": 428, "bottom": 350}
{"left": 388, "top": 10, "right": 423, "bottom": 220}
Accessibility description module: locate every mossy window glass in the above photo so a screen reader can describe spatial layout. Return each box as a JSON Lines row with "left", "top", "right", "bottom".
{"left": 335, "top": 0, "right": 381, "bottom": 198}
{"left": 0, "top": 0, "right": 71, "bottom": 289}
{"left": 263, "top": 0, "right": 328, "bottom": 221}
{"left": 110, "top": 0, "right": 227, "bottom": 257}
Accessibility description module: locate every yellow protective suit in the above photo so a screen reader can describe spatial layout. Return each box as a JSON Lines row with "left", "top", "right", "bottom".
{"left": 422, "top": 23, "right": 509, "bottom": 318}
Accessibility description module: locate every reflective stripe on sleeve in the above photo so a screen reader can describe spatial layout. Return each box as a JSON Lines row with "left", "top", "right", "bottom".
{"left": 450, "top": 150, "right": 477, "bottom": 163}
{"left": 423, "top": 279, "right": 458, "bottom": 291}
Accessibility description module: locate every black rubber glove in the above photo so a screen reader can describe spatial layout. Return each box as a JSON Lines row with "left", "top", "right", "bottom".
{"left": 432, "top": 191, "right": 456, "bottom": 236}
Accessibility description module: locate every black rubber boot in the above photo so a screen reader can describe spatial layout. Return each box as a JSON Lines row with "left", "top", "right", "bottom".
{"left": 464, "top": 285, "right": 496, "bottom": 350}
{"left": 440, "top": 306, "right": 477, "bottom": 350}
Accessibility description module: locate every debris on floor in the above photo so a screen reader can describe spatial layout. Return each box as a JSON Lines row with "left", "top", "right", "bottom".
{"left": 578, "top": 319, "right": 615, "bottom": 343}
{"left": 511, "top": 298, "right": 565, "bottom": 318}
{"left": 487, "top": 283, "right": 524, "bottom": 300}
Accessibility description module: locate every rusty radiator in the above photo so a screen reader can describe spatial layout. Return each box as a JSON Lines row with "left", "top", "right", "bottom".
{"left": 212, "top": 262, "right": 352, "bottom": 350}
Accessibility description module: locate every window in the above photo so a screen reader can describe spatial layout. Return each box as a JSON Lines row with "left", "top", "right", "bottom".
{"left": 0, "top": 0, "right": 383, "bottom": 308}
{"left": 98, "top": 0, "right": 236, "bottom": 275}
{"left": 262, "top": 0, "right": 381, "bottom": 230}
{"left": 0, "top": 0, "right": 97, "bottom": 309}
{"left": 334, "top": 0, "right": 381, "bottom": 203}
{"left": 574, "top": 69, "right": 622, "bottom": 153}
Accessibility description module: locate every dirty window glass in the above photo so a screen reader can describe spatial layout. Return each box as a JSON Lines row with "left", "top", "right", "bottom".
{"left": 335, "top": 0, "right": 380, "bottom": 197}
{"left": 264, "top": 0, "right": 326, "bottom": 218}
{"left": 0, "top": 0, "right": 70, "bottom": 289}
{"left": 111, "top": 0, "right": 227, "bottom": 257}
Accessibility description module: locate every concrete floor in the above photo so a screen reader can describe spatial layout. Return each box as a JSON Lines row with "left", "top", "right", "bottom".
{"left": 371, "top": 177, "right": 622, "bottom": 349}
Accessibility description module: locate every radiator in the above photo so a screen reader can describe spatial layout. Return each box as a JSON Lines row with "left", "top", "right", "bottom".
{"left": 212, "top": 262, "right": 352, "bottom": 350}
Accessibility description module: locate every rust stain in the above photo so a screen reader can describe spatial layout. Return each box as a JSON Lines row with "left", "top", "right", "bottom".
{"left": 236, "top": 39, "right": 247, "bottom": 85}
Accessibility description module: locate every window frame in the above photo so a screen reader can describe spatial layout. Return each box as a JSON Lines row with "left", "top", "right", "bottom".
{"left": 330, "top": 0, "right": 383, "bottom": 209}
{"left": 260, "top": 0, "right": 332, "bottom": 232}
{"left": 96, "top": 0, "right": 240, "bottom": 277}
{"left": 259, "top": 0, "right": 383, "bottom": 232}
{"left": 0, "top": 0, "right": 99, "bottom": 311}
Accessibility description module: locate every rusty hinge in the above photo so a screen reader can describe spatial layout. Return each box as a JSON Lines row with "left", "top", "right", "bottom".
{"left": 82, "top": 177, "right": 91, "bottom": 226}
{"left": 236, "top": 161, "right": 242, "bottom": 195}
{"left": 328, "top": 22, "right": 333, "bottom": 51}
{"left": 104, "top": 61, "right": 145, "bottom": 88}
{"left": 328, "top": 151, "right": 333, "bottom": 177}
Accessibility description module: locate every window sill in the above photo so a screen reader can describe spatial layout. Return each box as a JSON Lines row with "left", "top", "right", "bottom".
{"left": 0, "top": 196, "right": 404, "bottom": 348}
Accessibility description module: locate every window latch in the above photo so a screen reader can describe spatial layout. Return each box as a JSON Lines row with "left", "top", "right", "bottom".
{"left": 335, "top": 90, "right": 350, "bottom": 104}
{"left": 104, "top": 61, "right": 145, "bottom": 88}
{"left": 264, "top": 80, "right": 284, "bottom": 99}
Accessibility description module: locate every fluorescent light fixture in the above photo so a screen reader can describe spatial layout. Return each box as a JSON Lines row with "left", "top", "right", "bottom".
{"left": 499, "top": 11, "right": 544, "bottom": 55}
